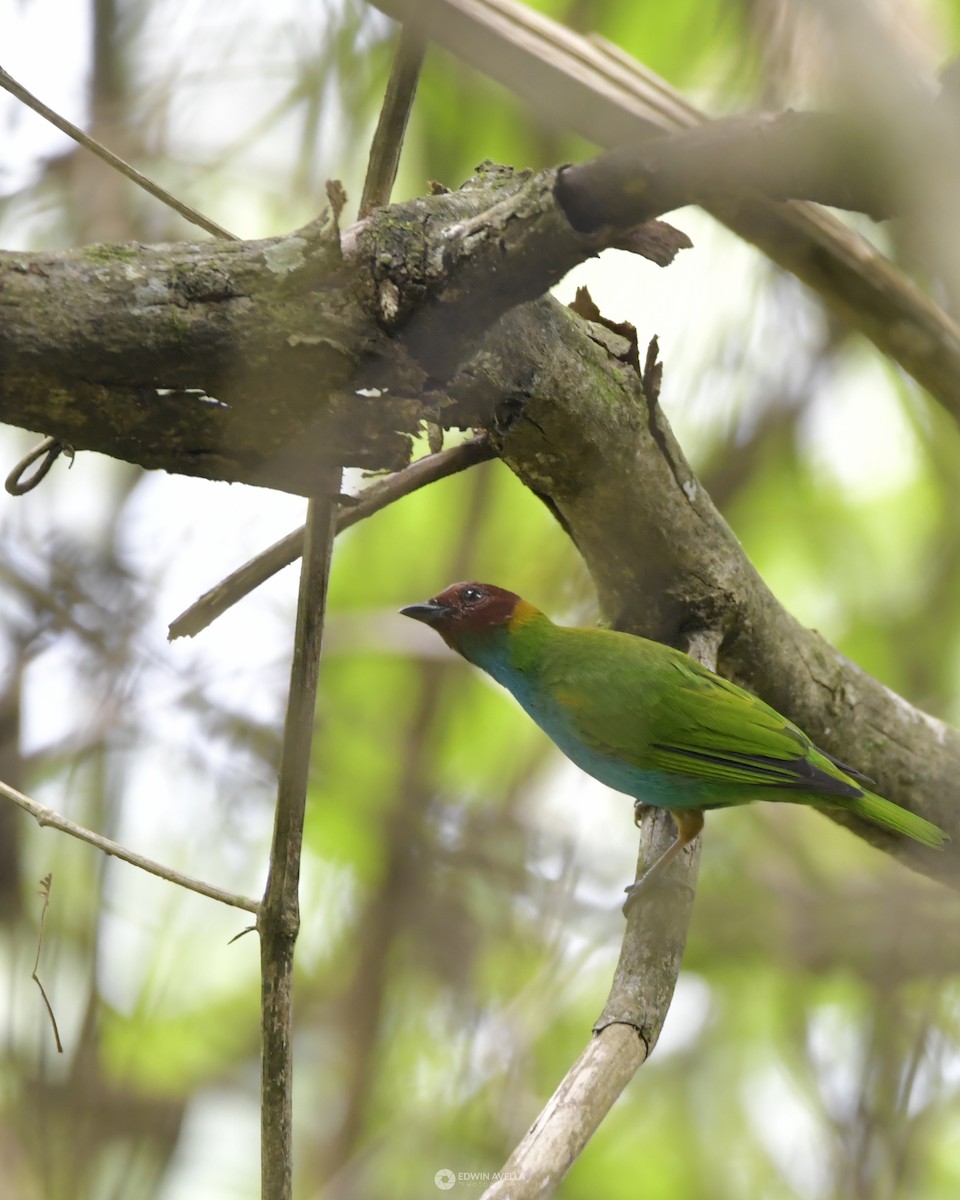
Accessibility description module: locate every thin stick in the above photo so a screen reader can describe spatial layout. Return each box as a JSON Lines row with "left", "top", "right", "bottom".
{"left": 32, "top": 873, "right": 63, "bottom": 1053}
{"left": 359, "top": 25, "right": 427, "bottom": 217}
{"left": 0, "top": 777, "right": 259, "bottom": 913}
{"left": 0, "top": 66, "right": 237, "bottom": 242}
{"left": 259, "top": 478, "right": 340, "bottom": 1200}
{"left": 167, "top": 435, "right": 495, "bottom": 640}
{"left": 257, "top": 31, "right": 424, "bottom": 1191}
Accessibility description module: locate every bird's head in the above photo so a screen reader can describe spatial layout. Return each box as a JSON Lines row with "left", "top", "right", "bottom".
{"left": 400, "top": 582, "right": 530, "bottom": 654}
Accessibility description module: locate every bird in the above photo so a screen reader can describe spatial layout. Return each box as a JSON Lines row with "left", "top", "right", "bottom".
{"left": 401, "top": 581, "right": 948, "bottom": 907}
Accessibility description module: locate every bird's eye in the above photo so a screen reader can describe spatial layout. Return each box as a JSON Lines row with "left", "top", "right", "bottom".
{"left": 461, "top": 586, "right": 485, "bottom": 606}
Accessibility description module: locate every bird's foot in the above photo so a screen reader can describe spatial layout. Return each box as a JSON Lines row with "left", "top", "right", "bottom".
{"left": 623, "top": 810, "right": 702, "bottom": 915}
{"left": 632, "top": 799, "right": 651, "bottom": 829}
{"left": 622, "top": 870, "right": 695, "bottom": 916}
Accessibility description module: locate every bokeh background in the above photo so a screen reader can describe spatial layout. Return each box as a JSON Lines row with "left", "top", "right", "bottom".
{"left": 4, "top": 0, "right": 960, "bottom": 1196}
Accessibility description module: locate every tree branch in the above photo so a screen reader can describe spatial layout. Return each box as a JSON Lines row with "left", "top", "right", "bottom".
{"left": 259, "top": 478, "right": 339, "bottom": 1200}
{"left": 167, "top": 437, "right": 495, "bottom": 640}
{"left": 6, "top": 99, "right": 960, "bottom": 490}
{"left": 0, "top": 66, "right": 237, "bottom": 241}
{"left": 258, "top": 32, "right": 421, "bottom": 1192}
{"left": 372, "top": 0, "right": 960, "bottom": 431}
{"left": 481, "top": 1025, "right": 645, "bottom": 1199}
{"left": 0, "top": 776, "right": 259, "bottom": 913}
{"left": 359, "top": 24, "right": 427, "bottom": 217}
{"left": 0, "top": 206, "right": 423, "bottom": 488}
{"left": 444, "top": 298, "right": 960, "bottom": 885}
{"left": 482, "top": 807, "right": 701, "bottom": 1198}
{"left": 0, "top": 162, "right": 685, "bottom": 490}
{"left": 555, "top": 111, "right": 903, "bottom": 229}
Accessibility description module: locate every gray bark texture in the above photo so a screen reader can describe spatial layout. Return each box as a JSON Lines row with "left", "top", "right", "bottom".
{"left": 2, "top": 160, "right": 958, "bottom": 885}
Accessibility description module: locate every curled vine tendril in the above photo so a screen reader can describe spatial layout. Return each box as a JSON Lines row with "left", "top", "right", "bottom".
{"left": 4, "top": 437, "right": 75, "bottom": 496}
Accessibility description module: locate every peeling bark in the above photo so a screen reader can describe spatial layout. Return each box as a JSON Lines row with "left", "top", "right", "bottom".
{"left": 2, "top": 133, "right": 958, "bottom": 883}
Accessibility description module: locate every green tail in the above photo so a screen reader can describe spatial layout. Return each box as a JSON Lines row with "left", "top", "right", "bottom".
{"left": 847, "top": 791, "right": 948, "bottom": 848}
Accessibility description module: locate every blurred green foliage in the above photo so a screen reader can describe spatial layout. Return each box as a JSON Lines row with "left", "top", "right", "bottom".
{"left": 2, "top": 1, "right": 960, "bottom": 1198}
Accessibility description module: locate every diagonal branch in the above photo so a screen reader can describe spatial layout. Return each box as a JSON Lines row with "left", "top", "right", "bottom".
{"left": 167, "top": 435, "right": 495, "bottom": 639}
{"left": 481, "top": 811, "right": 700, "bottom": 1199}
{"left": 0, "top": 776, "right": 259, "bottom": 913}
{"left": 371, "top": 0, "right": 960, "bottom": 429}
{"left": 448, "top": 296, "right": 960, "bottom": 883}
{"left": 0, "top": 66, "right": 237, "bottom": 241}
{"left": 359, "top": 24, "right": 427, "bottom": 216}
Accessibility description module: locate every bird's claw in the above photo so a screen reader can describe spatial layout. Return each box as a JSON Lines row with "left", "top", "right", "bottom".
{"left": 622, "top": 880, "right": 644, "bottom": 916}
{"left": 622, "top": 872, "right": 695, "bottom": 916}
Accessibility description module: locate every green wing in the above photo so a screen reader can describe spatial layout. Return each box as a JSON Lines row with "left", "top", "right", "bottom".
{"left": 547, "top": 630, "right": 860, "bottom": 799}
{"left": 532, "top": 627, "right": 946, "bottom": 845}
{"left": 640, "top": 669, "right": 860, "bottom": 797}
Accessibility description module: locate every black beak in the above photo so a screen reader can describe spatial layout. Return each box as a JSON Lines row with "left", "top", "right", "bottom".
{"left": 400, "top": 601, "right": 454, "bottom": 625}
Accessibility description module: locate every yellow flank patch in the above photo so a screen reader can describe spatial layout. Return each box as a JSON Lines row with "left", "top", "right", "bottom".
{"left": 555, "top": 689, "right": 585, "bottom": 709}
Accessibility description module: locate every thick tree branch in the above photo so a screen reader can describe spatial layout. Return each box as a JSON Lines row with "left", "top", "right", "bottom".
{"left": 373, "top": 0, "right": 960, "bottom": 431}
{"left": 0, "top": 208, "right": 422, "bottom": 488}
{"left": 444, "top": 299, "right": 960, "bottom": 886}
{"left": 348, "top": 162, "right": 687, "bottom": 380}
{"left": 5, "top": 100, "right": 960, "bottom": 493}
{"left": 0, "top": 166, "right": 682, "bottom": 489}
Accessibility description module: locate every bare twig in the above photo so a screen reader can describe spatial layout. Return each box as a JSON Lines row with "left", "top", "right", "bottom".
{"left": 167, "top": 435, "right": 495, "bottom": 640}
{"left": 32, "top": 873, "right": 63, "bottom": 1053}
{"left": 0, "top": 776, "right": 259, "bottom": 914}
{"left": 0, "top": 65, "right": 237, "bottom": 241}
{"left": 258, "top": 478, "right": 340, "bottom": 1200}
{"left": 359, "top": 25, "right": 427, "bottom": 217}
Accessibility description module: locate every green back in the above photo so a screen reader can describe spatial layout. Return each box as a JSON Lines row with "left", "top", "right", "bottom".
{"left": 521, "top": 623, "right": 858, "bottom": 798}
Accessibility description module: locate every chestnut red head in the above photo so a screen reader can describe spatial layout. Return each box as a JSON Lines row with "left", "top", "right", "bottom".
{"left": 400, "top": 582, "right": 525, "bottom": 646}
